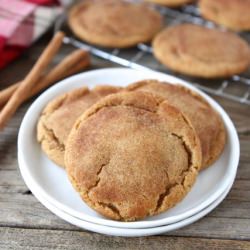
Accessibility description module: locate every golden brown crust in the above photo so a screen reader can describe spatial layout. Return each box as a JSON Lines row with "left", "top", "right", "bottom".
{"left": 126, "top": 80, "right": 226, "bottom": 169}
{"left": 145, "top": 0, "right": 194, "bottom": 7}
{"left": 37, "top": 85, "right": 121, "bottom": 167}
{"left": 65, "top": 91, "right": 202, "bottom": 221}
{"left": 68, "top": 0, "right": 163, "bottom": 48}
{"left": 199, "top": 0, "right": 250, "bottom": 31}
{"left": 152, "top": 24, "right": 250, "bottom": 78}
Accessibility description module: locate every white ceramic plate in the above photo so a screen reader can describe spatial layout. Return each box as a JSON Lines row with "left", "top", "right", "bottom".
{"left": 18, "top": 151, "right": 233, "bottom": 237}
{"left": 18, "top": 68, "right": 239, "bottom": 229}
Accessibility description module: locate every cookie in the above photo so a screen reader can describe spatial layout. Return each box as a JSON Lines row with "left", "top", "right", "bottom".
{"left": 199, "top": 0, "right": 250, "bottom": 31}
{"left": 65, "top": 91, "right": 202, "bottom": 221}
{"left": 37, "top": 85, "right": 121, "bottom": 167}
{"left": 68, "top": 0, "right": 163, "bottom": 48}
{"left": 145, "top": 0, "right": 194, "bottom": 7}
{"left": 152, "top": 24, "right": 250, "bottom": 78}
{"left": 127, "top": 80, "right": 226, "bottom": 169}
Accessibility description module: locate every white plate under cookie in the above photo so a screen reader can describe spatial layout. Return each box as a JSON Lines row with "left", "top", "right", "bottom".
{"left": 18, "top": 150, "right": 234, "bottom": 237}
{"left": 18, "top": 68, "right": 239, "bottom": 229}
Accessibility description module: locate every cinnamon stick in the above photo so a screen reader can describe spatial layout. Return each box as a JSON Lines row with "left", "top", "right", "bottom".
{"left": 0, "top": 31, "right": 65, "bottom": 129}
{"left": 0, "top": 49, "right": 90, "bottom": 108}
{"left": 65, "top": 53, "right": 90, "bottom": 76}
{"left": 0, "top": 83, "right": 19, "bottom": 107}
{"left": 31, "top": 49, "right": 90, "bottom": 97}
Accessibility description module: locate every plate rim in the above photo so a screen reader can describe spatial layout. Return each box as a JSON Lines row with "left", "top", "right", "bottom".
{"left": 18, "top": 67, "right": 240, "bottom": 229}
{"left": 18, "top": 151, "right": 234, "bottom": 237}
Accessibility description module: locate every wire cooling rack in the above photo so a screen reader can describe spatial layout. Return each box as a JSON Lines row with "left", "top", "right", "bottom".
{"left": 55, "top": 2, "right": 250, "bottom": 105}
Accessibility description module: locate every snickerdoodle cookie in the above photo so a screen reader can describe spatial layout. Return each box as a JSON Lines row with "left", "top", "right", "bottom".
{"left": 37, "top": 85, "right": 120, "bottom": 167}
{"left": 68, "top": 0, "right": 163, "bottom": 48}
{"left": 199, "top": 0, "right": 250, "bottom": 31}
{"left": 65, "top": 91, "right": 202, "bottom": 221}
{"left": 152, "top": 24, "right": 250, "bottom": 78}
{"left": 127, "top": 80, "right": 226, "bottom": 169}
{"left": 145, "top": 0, "right": 194, "bottom": 7}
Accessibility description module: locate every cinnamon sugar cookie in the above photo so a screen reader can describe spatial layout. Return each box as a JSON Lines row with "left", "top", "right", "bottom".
{"left": 152, "top": 24, "right": 250, "bottom": 78}
{"left": 127, "top": 80, "right": 226, "bottom": 169}
{"left": 65, "top": 91, "right": 202, "bottom": 221}
{"left": 37, "top": 86, "right": 120, "bottom": 167}
{"left": 68, "top": 0, "right": 163, "bottom": 48}
{"left": 199, "top": 0, "right": 250, "bottom": 31}
{"left": 145, "top": 0, "right": 194, "bottom": 7}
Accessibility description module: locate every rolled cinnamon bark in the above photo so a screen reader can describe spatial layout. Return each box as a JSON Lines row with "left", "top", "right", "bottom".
{"left": 0, "top": 49, "right": 90, "bottom": 108}
{"left": 0, "top": 31, "right": 65, "bottom": 129}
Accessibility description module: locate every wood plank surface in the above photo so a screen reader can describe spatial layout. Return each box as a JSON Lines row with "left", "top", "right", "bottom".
{"left": 1, "top": 227, "right": 250, "bottom": 250}
{"left": 0, "top": 33, "right": 250, "bottom": 249}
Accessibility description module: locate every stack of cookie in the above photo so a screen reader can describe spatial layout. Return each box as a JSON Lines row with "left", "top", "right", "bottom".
{"left": 68, "top": 0, "right": 250, "bottom": 79}
{"left": 37, "top": 80, "right": 226, "bottom": 221}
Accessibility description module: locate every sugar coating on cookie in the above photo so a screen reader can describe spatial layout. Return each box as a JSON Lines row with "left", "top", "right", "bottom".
{"left": 65, "top": 91, "right": 202, "bottom": 221}
{"left": 145, "top": 0, "right": 194, "bottom": 7}
{"left": 127, "top": 80, "right": 226, "bottom": 169}
{"left": 153, "top": 24, "right": 250, "bottom": 78}
{"left": 199, "top": 0, "right": 250, "bottom": 31}
{"left": 68, "top": 0, "right": 163, "bottom": 48}
{"left": 37, "top": 86, "right": 121, "bottom": 167}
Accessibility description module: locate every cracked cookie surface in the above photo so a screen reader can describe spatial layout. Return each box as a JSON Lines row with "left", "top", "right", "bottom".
{"left": 68, "top": 0, "right": 163, "bottom": 48}
{"left": 153, "top": 24, "right": 250, "bottom": 78}
{"left": 65, "top": 91, "right": 202, "bottom": 221}
{"left": 127, "top": 80, "right": 226, "bottom": 170}
{"left": 37, "top": 85, "right": 121, "bottom": 167}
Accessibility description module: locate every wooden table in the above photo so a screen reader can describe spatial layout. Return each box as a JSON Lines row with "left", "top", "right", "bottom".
{"left": 1, "top": 34, "right": 250, "bottom": 250}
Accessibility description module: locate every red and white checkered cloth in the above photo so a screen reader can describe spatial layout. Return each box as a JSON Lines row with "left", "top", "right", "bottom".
{"left": 0, "top": 0, "right": 67, "bottom": 69}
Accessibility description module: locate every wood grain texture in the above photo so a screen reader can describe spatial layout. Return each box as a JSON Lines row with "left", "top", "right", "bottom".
{"left": 1, "top": 227, "right": 250, "bottom": 250}
{"left": 0, "top": 33, "right": 250, "bottom": 249}
{"left": 1, "top": 170, "right": 250, "bottom": 240}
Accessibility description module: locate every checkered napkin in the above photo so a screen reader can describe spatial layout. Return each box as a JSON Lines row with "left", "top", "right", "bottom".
{"left": 0, "top": 0, "right": 69, "bottom": 69}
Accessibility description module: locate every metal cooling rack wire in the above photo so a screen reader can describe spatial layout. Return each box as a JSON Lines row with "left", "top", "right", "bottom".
{"left": 54, "top": 5, "right": 250, "bottom": 105}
